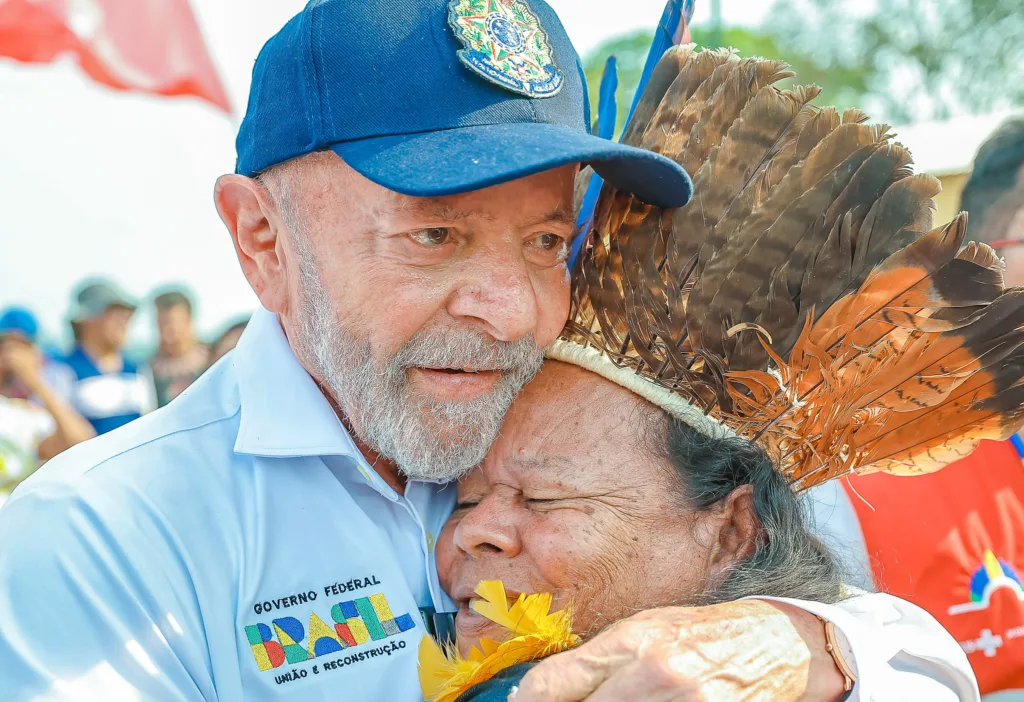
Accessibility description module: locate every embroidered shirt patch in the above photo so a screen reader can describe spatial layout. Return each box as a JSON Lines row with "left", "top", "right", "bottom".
{"left": 244, "top": 576, "right": 418, "bottom": 685}
{"left": 448, "top": 0, "right": 563, "bottom": 98}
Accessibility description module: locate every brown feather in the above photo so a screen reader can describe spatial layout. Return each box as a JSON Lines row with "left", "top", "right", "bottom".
{"left": 643, "top": 50, "right": 741, "bottom": 161}
{"left": 620, "top": 44, "right": 695, "bottom": 148}
{"left": 565, "top": 49, "right": 1024, "bottom": 491}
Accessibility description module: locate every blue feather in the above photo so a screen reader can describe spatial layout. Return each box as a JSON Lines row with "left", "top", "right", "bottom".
{"left": 596, "top": 56, "right": 619, "bottom": 140}
{"left": 570, "top": 0, "right": 690, "bottom": 269}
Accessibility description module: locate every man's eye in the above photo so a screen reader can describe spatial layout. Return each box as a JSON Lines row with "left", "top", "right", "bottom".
{"left": 409, "top": 227, "right": 453, "bottom": 248}
{"left": 534, "top": 233, "right": 565, "bottom": 251}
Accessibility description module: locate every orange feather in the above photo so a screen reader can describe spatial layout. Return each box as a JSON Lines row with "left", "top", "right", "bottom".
{"left": 563, "top": 46, "right": 1024, "bottom": 488}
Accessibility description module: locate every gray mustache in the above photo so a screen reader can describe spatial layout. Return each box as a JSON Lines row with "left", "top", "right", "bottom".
{"left": 392, "top": 328, "right": 544, "bottom": 373}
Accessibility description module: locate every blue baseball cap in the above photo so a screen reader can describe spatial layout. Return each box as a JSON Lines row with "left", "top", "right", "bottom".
{"left": 0, "top": 307, "right": 39, "bottom": 343}
{"left": 236, "top": 0, "right": 693, "bottom": 208}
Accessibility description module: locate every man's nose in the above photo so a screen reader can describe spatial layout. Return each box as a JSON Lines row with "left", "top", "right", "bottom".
{"left": 447, "top": 247, "right": 539, "bottom": 343}
{"left": 452, "top": 496, "right": 521, "bottom": 559}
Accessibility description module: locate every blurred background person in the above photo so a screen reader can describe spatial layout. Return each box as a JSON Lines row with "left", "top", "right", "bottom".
{"left": 961, "top": 118, "right": 1024, "bottom": 285}
{"left": 0, "top": 307, "right": 70, "bottom": 400}
{"left": 62, "top": 280, "right": 156, "bottom": 435}
{"left": 207, "top": 317, "right": 249, "bottom": 367}
{"left": 150, "top": 288, "right": 209, "bottom": 407}
{"left": 812, "top": 117, "right": 1024, "bottom": 700}
{"left": 0, "top": 307, "right": 94, "bottom": 505}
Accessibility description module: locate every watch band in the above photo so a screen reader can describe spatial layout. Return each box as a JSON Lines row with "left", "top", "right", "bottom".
{"left": 817, "top": 616, "right": 857, "bottom": 692}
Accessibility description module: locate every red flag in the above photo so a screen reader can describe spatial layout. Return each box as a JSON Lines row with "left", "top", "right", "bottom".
{"left": 0, "top": 0, "right": 230, "bottom": 112}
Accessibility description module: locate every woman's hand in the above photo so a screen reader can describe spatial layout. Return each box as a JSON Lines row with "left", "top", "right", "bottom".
{"left": 511, "top": 600, "right": 846, "bottom": 702}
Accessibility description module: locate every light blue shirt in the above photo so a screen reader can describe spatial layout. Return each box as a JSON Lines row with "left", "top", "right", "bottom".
{"left": 0, "top": 309, "right": 983, "bottom": 702}
{"left": 0, "top": 308, "right": 455, "bottom": 701}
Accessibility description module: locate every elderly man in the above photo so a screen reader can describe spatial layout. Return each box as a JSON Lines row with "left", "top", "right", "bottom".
{"left": 0, "top": 1, "right": 972, "bottom": 700}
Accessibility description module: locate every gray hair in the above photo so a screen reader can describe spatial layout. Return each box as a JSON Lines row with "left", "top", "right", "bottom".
{"left": 656, "top": 418, "right": 847, "bottom": 605}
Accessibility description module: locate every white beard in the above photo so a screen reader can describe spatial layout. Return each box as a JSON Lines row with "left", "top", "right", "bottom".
{"left": 291, "top": 234, "right": 544, "bottom": 482}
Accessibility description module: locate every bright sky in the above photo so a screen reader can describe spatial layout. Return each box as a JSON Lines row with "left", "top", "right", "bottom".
{"left": 0, "top": 0, "right": 827, "bottom": 347}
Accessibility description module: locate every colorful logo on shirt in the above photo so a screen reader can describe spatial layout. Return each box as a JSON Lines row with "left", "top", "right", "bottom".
{"left": 245, "top": 591, "right": 416, "bottom": 672}
{"left": 948, "top": 550, "right": 1024, "bottom": 615}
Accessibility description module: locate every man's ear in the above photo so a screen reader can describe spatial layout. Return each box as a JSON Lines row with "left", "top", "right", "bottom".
{"left": 214, "top": 174, "right": 288, "bottom": 315}
{"left": 704, "top": 484, "right": 759, "bottom": 586}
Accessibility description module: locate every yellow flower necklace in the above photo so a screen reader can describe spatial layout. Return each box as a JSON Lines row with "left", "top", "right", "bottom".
{"left": 418, "top": 580, "right": 581, "bottom": 702}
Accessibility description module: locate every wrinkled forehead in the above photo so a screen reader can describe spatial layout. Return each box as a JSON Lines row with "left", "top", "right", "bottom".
{"left": 473, "top": 360, "right": 664, "bottom": 486}
{"left": 274, "top": 153, "right": 578, "bottom": 226}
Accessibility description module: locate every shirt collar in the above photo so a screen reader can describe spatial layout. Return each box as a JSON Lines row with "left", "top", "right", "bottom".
{"left": 232, "top": 307, "right": 362, "bottom": 459}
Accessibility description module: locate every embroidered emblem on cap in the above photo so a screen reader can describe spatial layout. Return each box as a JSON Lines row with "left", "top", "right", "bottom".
{"left": 448, "top": 0, "right": 563, "bottom": 98}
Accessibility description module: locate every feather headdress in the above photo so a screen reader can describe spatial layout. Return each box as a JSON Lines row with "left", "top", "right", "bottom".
{"left": 418, "top": 580, "right": 580, "bottom": 702}
{"left": 557, "top": 45, "right": 1024, "bottom": 490}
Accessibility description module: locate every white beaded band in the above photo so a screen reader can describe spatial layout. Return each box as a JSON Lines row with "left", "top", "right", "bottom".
{"left": 546, "top": 340, "right": 736, "bottom": 440}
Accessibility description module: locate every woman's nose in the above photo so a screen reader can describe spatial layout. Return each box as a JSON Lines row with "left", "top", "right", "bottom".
{"left": 452, "top": 497, "right": 521, "bottom": 559}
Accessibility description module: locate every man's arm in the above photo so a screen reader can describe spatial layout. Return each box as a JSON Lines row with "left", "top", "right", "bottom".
{"left": 513, "top": 593, "right": 978, "bottom": 701}
{"left": 0, "top": 480, "right": 214, "bottom": 701}
{"left": 773, "top": 591, "right": 980, "bottom": 702}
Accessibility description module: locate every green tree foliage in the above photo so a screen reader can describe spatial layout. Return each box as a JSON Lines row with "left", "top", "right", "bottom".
{"left": 769, "top": 0, "right": 1023, "bottom": 123}
{"left": 584, "top": 26, "right": 870, "bottom": 137}
{"left": 584, "top": 0, "right": 1023, "bottom": 136}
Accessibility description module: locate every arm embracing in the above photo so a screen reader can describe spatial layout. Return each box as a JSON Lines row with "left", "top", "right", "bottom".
{"left": 757, "top": 591, "right": 979, "bottom": 702}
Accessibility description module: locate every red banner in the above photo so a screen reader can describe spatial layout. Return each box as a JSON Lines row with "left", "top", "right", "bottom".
{"left": 0, "top": 0, "right": 229, "bottom": 112}
{"left": 846, "top": 440, "right": 1024, "bottom": 695}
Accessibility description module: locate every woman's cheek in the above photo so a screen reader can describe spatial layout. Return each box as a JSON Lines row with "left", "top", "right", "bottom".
{"left": 526, "top": 512, "right": 609, "bottom": 591}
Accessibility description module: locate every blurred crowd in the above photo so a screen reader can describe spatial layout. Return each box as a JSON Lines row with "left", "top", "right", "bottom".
{"left": 0, "top": 283, "right": 249, "bottom": 502}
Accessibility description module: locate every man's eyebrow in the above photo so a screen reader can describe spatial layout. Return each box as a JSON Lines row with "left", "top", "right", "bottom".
{"left": 377, "top": 200, "right": 574, "bottom": 227}
{"left": 526, "top": 205, "right": 576, "bottom": 228}
{"left": 395, "top": 199, "right": 490, "bottom": 222}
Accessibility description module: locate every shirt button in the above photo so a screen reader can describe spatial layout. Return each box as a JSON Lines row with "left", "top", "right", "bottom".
{"left": 426, "top": 531, "right": 436, "bottom": 552}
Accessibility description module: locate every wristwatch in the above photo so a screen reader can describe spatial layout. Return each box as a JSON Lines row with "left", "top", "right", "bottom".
{"left": 817, "top": 616, "right": 858, "bottom": 696}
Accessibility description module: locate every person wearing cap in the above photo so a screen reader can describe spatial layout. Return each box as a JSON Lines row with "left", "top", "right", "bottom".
{"left": 0, "top": 307, "right": 94, "bottom": 505}
{"left": 0, "top": 1, "right": 970, "bottom": 700}
{"left": 61, "top": 279, "right": 157, "bottom": 435}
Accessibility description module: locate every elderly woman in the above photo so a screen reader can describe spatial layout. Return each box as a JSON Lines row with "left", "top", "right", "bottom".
{"left": 420, "top": 46, "right": 1024, "bottom": 702}
{"left": 441, "top": 360, "right": 844, "bottom": 644}
{"left": 432, "top": 360, "right": 848, "bottom": 701}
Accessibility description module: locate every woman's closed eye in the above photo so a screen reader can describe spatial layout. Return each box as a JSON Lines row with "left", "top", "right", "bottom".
{"left": 521, "top": 495, "right": 574, "bottom": 511}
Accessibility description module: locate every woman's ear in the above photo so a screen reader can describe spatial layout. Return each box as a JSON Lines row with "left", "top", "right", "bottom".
{"left": 704, "top": 484, "right": 760, "bottom": 586}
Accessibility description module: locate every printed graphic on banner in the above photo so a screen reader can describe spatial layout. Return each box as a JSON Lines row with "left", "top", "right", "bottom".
{"left": 948, "top": 549, "right": 1024, "bottom": 615}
